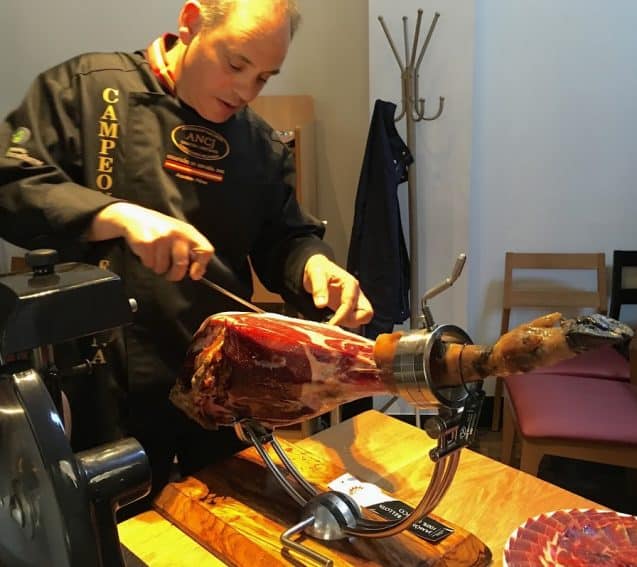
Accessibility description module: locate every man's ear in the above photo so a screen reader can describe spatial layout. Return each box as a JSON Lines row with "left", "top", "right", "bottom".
{"left": 178, "top": 1, "right": 203, "bottom": 45}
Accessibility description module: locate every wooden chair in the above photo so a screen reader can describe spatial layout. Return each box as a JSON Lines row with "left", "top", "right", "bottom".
{"left": 609, "top": 250, "right": 637, "bottom": 320}
{"left": 497, "top": 253, "right": 637, "bottom": 477}
{"left": 501, "top": 337, "right": 637, "bottom": 475}
{"left": 491, "top": 252, "right": 608, "bottom": 431}
{"left": 248, "top": 95, "right": 317, "bottom": 308}
{"left": 10, "top": 255, "right": 28, "bottom": 273}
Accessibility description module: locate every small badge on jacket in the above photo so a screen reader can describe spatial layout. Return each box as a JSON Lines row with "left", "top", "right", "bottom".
{"left": 165, "top": 124, "right": 228, "bottom": 184}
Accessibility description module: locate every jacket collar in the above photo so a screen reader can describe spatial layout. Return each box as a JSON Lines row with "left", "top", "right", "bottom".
{"left": 146, "top": 33, "right": 178, "bottom": 94}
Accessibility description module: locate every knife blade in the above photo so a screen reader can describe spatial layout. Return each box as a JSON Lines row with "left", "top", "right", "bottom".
{"left": 198, "top": 276, "right": 265, "bottom": 313}
{"left": 191, "top": 252, "right": 265, "bottom": 313}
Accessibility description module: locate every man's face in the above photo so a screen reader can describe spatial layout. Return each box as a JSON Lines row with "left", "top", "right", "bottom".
{"left": 176, "top": 3, "right": 291, "bottom": 123}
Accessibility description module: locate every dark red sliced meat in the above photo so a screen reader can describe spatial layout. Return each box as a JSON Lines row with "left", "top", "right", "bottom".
{"left": 540, "top": 513, "right": 568, "bottom": 533}
{"left": 508, "top": 534, "right": 545, "bottom": 556}
{"left": 170, "top": 312, "right": 388, "bottom": 429}
{"left": 512, "top": 525, "right": 550, "bottom": 550}
{"left": 552, "top": 510, "right": 579, "bottom": 529}
{"left": 626, "top": 522, "right": 637, "bottom": 546}
{"left": 600, "top": 519, "right": 631, "bottom": 548}
{"left": 508, "top": 510, "right": 637, "bottom": 566}
{"left": 504, "top": 548, "right": 543, "bottom": 565}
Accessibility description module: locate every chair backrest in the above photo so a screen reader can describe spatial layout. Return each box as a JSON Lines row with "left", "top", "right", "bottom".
{"left": 609, "top": 250, "right": 637, "bottom": 320}
{"left": 10, "top": 256, "right": 28, "bottom": 273}
{"left": 501, "top": 252, "right": 607, "bottom": 334}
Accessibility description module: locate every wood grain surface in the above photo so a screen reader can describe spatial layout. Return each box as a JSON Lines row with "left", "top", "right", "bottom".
{"left": 119, "top": 411, "right": 602, "bottom": 566}
{"left": 153, "top": 437, "right": 490, "bottom": 566}
{"left": 296, "top": 411, "right": 603, "bottom": 565}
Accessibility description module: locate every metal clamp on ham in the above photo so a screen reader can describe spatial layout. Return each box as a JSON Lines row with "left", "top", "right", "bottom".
{"left": 170, "top": 251, "right": 634, "bottom": 566}
{"left": 376, "top": 253, "right": 484, "bottom": 462}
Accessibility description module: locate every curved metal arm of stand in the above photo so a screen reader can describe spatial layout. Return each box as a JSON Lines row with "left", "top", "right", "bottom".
{"left": 234, "top": 420, "right": 317, "bottom": 507}
{"left": 349, "top": 455, "right": 459, "bottom": 537}
{"left": 236, "top": 416, "right": 462, "bottom": 541}
{"left": 342, "top": 426, "right": 460, "bottom": 538}
{"left": 270, "top": 434, "right": 319, "bottom": 499}
{"left": 421, "top": 97, "right": 445, "bottom": 121}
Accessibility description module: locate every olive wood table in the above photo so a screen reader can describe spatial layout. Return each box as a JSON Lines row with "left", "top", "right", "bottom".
{"left": 118, "top": 410, "right": 601, "bottom": 566}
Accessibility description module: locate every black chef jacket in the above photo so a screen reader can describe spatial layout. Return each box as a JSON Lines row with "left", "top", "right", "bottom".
{"left": 0, "top": 44, "right": 333, "bottom": 503}
{"left": 347, "top": 100, "right": 412, "bottom": 339}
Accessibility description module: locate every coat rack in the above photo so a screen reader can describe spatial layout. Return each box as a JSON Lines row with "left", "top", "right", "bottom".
{"left": 378, "top": 9, "right": 444, "bottom": 329}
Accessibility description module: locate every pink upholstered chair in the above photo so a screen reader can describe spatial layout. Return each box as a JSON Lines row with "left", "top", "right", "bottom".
{"left": 491, "top": 252, "right": 608, "bottom": 431}
{"left": 499, "top": 252, "right": 637, "bottom": 476}
{"left": 501, "top": 350, "right": 637, "bottom": 475}
{"left": 502, "top": 338, "right": 637, "bottom": 476}
{"left": 532, "top": 344, "right": 630, "bottom": 382}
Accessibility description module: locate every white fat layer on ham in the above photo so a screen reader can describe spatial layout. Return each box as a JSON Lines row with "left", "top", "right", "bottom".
{"left": 302, "top": 343, "right": 340, "bottom": 382}
{"left": 212, "top": 312, "right": 374, "bottom": 353}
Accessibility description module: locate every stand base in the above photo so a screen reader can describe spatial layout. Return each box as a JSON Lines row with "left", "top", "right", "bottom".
{"left": 154, "top": 439, "right": 491, "bottom": 566}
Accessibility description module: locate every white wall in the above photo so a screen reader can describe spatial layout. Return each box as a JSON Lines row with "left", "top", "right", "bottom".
{"left": 0, "top": 0, "right": 369, "bottom": 270}
{"left": 4, "top": 0, "right": 636, "bottom": 334}
{"left": 0, "top": 0, "right": 176, "bottom": 272}
{"left": 368, "top": 0, "right": 474, "bottom": 413}
{"left": 368, "top": 1, "right": 637, "bottom": 344}
{"left": 0, "top": 1, "right": 175, "bottom": 111}
{"left": 470, "top": 0, "right": 637, "bottom": 339}
{"left": 262, "top": 0, "right": 370, "bottom": 265}
{"left": 366, "top": 1, "right": 637, "bottom": 407}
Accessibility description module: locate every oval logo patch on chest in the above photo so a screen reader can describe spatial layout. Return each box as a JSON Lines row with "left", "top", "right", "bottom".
{"left": 171, "top": 125, "right": 230, "bottom": 161}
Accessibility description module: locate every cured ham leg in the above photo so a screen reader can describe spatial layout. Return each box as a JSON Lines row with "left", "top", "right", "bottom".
{"left": 170, "top": 312, "right": 392, "bottom": 429}
{"left": 171, "top": 312, "right": 633, "bottom": 429}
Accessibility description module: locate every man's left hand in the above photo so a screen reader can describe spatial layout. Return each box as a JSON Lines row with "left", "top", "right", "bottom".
{"left": 303, "top": 254, "right": 374, "bottom": 328}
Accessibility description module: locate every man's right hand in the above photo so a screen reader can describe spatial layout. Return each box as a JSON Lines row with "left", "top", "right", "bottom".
{"left": 87, "top": 202, "right": 212, "bottom": 281}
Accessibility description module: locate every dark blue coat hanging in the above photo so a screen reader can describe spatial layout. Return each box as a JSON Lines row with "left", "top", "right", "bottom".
{"left": 347, "top": 99, "right": 413, "bottom": 339}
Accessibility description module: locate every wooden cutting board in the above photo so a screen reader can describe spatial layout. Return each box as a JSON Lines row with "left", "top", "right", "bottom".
{"left": 154, "top": 437, "right": 491, "bottom": 566}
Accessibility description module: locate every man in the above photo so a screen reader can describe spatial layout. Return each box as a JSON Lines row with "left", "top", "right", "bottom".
{"left": 0, "top": 0, "right": 373, "bottom": 511}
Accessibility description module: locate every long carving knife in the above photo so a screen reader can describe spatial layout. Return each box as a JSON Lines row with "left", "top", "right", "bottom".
{"left": 191, "top": 253, "right": 265, "bottom": 313}
{"left": 198, "top": 276, "right": 265, "bottom": 314}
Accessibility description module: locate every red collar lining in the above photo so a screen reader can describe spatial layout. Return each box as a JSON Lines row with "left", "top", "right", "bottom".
{"left": 146, "top": 33, "right": 177, "bottom": 94}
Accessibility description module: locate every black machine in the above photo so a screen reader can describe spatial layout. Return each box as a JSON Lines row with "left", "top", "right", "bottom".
{"left": 0, "top": 249, "right": 151, "bottom": 567}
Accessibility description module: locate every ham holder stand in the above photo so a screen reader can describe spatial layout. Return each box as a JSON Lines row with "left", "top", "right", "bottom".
{"left": 0, "top": 250, "right": 486, "bottom": 566}
{"left": 232, "top": 254, "right": 486, "bottom": 566}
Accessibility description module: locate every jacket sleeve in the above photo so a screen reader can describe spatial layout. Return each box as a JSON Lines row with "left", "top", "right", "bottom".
{"left": 249, "top": 145, "right": 334, "bottom": 314}
{"left": 0, "top": 63, "right": 120, "bottom": 255}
